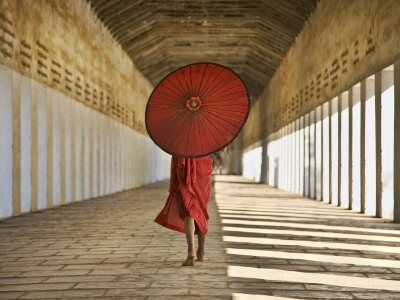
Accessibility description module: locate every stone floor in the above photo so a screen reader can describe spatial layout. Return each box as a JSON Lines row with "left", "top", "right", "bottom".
{"left": 1, "top": 175, "right": 400, "bottom": 299}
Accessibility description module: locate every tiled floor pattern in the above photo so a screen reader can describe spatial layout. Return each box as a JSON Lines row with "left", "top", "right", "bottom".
{"left": 0, "top": 175, "right": 400, "bottom": 299}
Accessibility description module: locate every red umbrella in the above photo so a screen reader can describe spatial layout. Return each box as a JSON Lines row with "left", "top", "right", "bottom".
{"left": 145, "top": 63, "right": 250, "bottom": 158}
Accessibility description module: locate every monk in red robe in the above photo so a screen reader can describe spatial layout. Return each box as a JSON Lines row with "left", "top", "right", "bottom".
{"left": 154, "top": 155, "right": 214, "bottom": 266}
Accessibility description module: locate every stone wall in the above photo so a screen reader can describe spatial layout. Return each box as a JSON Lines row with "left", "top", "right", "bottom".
{"left": 0, "top": 0, "right": 171, "bottom": 219}
{"left": 243, "top": 0, "right": 400, "bottom": 148}
{"left": 0, "top": 0, "right": 151, "bottom": 132}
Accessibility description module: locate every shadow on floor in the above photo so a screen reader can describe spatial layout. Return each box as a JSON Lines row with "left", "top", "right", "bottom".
{"left": 214, "top": 176, "right": 400, "bottom": 300}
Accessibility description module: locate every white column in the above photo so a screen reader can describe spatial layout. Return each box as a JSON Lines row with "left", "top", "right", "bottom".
{"left": 0, "top": 65, "right": 13, "bottom": 218}
{"left": 83, "top": 105, "right": 90, "bottom": 200}
{"left": 20, "top": 75, "right": 32, "bottom": 213}
{"left": 352, "top": 83, "right": 361, "bottom": 212}
{"left": 315, "top": 105, "right": 322, "bottom": 200}
{"left": 360, "top": 79, "right": 366, "bottom": 213}
{"left": 365, "top": 75, "right": 376, "bottom": 216}
{"left": 309, "top": 109, "right": 316, "bottom": 199}
{"left": 322, "top": 101, "right": 330, "bottom": 203}
{"left": 375, "top": 71, "right": 382, "bottom": 218}
{"left": 381, "top": 66, "right": 394, "bottom": 220}
{"left": 304, "top": 113, "right": 310, "bottom": 197}
{"left": 64, "top": 96, "right": 72, "bottom": 203}
{"left": 348, "top": 88, "right": 353, "bottom": 210}
{"left": 92, "top": 111, "right": 98, "bottom": 197}
{"left": 393, "top": 61, "right": 400, "bottom": 222}
{"left": 337, "top": 94, "right": 342, "bottom": 207}
{"left": 267, "top": 135, "right": 274, "bottom": 187}
{"left": 340, "top": 91, "right": 350, "bottom": 208}
{"left": 331, "top": 97, "right": 339, "bottom": 206}
{"left": 99, "top": 114, "right": 105, "bottom": 196}
{"left": 282, "top": 126, "right": 288, "bottom": 190}
{"left": 52, "top": 90, "right": 62, "bottom": 207}
{"left": 299, "top": 116, "right": 304, "bottom": 196}
{"left": 37, "top": 83, "right": 48, "bottom": 209}
{"left": 291, "top": 122, "right": 296, "bottom": 193}
{"left": 75, "top": 102, "right": 83, "bottom": 201}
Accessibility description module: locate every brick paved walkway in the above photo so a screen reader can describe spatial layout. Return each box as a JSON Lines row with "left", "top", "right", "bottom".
{"left": 1, "top": 175, "right": 400, "bottom": 299}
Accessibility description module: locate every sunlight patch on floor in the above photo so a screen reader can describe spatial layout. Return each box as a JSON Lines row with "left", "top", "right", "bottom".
{"left": 222, "top": 236, "right": 400, "bottom": 254}
{"left": 217, "top": 205, "right": 373, "bottom": 218}
{"left": 218, "top": 209, "right": 374, "bottom": 221}
{"left": 232, "top": 293, "right": 301, "bottom": 300}
{"left": 223, "top": 235, "right": 400, "bottom": 254}
{"left": 221, "top": 218, "right": 400, "bottom": 236}
{"left": 228, "top": 266, "right": 400, "bottom": 291}
{"left": 226, "top": 248, "right": 400, "bottom": 268}
{"left": 220, "top": 214, "right": 315, "bottom": 222}
{"left": 222, "top": 226, "right": 400, "bottom": 243}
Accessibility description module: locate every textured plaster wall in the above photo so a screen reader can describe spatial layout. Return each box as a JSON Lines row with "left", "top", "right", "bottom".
{"left": 243, "top": 0, "right": 400, "bottom": 148}
{"left": 0, "top": 0, "right": 171, "bottom": 219}
{"left": 0, "top": 0, "right": 151, "bottom": 132}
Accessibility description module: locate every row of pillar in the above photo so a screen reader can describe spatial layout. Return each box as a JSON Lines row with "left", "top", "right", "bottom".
{"left": 254, "top": 62, "right": 400, "bottom": 222}
{"left": 0, "top": 64, "right": 170, "bottom": 219}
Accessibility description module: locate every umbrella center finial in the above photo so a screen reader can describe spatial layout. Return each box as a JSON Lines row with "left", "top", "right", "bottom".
{"left": 187, "top": 96, "right": 202, "bottom": 111}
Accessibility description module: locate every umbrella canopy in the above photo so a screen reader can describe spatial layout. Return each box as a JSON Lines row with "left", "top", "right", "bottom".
{"left": 145, "top": 63, "right": 250, "bottom": 158}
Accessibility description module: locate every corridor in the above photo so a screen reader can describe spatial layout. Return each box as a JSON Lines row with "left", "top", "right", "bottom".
{"left": 2, "top": 0, "right": 400, "bottom": 299}
{"left": 1, "top": 176, "right": 400, "bottom": 299}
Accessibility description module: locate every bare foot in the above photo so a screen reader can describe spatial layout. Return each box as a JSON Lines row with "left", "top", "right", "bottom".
{"left": 196, "top": 250, "right": 209, "bottom": 262}
{"left": 182, "top": 255, "right": 196, "bottom": 266}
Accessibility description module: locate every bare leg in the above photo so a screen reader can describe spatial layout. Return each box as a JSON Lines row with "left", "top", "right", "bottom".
{"left": 196, "top": 230, "right": 208, "bottom": 261}
{"left": 182, "top": 216, "right": 196, "bottom": 266}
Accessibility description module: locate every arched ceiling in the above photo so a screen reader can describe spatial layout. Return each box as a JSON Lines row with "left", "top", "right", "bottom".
{"left": 88, "top": 0, "right": 318, "bottom": 101}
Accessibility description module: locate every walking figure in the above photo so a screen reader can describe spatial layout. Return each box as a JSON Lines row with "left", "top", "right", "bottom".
{"left": 154, "top": 155, "right": 213, "bottom": 266}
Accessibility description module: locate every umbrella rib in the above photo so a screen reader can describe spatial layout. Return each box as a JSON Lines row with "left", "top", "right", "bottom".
{"left": 164, "top": 78, "right": 189, "bottom": 101}
{"left": 202, "top": 110, "right": 237, "bottom": 138}
{"left": 182, "top": 68, "right": 193, "bottom": 98}
{"left": 147, "top": 111, "right": 184, "bottom": 132}
{"left": 147, "top": 106, "right": 187, "bottom": 119}
{"left": 198, "top": 64, "right": 217, "bottom": 98}
{"left": 163, "top": 112, "right": 192, "bottom": 155}
{"left": 205, "top": 91, "right": 245, "bottom": 103}
{"left": 204, "top": 110, "right": 242, "bottom": 131}
{"left": 200, "top": 110, "right": 230, "bottom": 144}
{"left": 198, "top": 110, "right": 214, "bottom": 153}
{"left": 201, "top": 72, "right": 234, "bottom": 100}
{"left": 205, "top": 109, "right": 247, "bottom": 122}
{"left": 199, "top": 67, "right": 226, "bottom": 100}
{"left": 151, "top": 91, "right": 183, "bottom": 104}
{"left": 149, "top": 103, "right": 184, "bottom": 107}
{"left": 196, "top": 64, "right": 208, "bottom": 96}
{"left": 177, "top": 111, "right": 194, "bottom": 156}
{"left": 196, "top": 111, "right": 209, "bottom": 152}
{"left": 202, "top": 103, "right": 248, "bottom": 108}
{"left": 204, "top": 83, "right": 244, "bottom": 101}
{"left": 185, "top": 112, "right": 195, "bottom": 157}
{"left": 147, "top": 107, "right": 186, "bottom": 114}
{"left": 147, "top": 105, "right": 187, "bottom": 128}
{"left": 189, "top": 65, "right": 194, "bottom": 97}
{"left": 202, "top": 107, "right": 247, "bottom": 115}
{"left": 160, "top": 81, "right": 187, "bottom": 101}
{"left": 199, "top": 69, "right": 226, "bottom": 100}
{"left": 149, "top": 114, "right": 186, "bottom": 155}
{"left": 201, "top": 97, "right": 248, "bottom": 105}
{"left": 172, "top": 71, "right": 190, "bottom": 100}
{"left": 194, "top": 113, "right": 205, "bottom": 154}
{"left": 198, "top": 111, "right": 222, "bottom": 149}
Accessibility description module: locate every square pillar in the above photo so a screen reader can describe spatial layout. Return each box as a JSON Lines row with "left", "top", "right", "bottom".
{"left": 394, "top": 61, "right": 400, "bottom": 222}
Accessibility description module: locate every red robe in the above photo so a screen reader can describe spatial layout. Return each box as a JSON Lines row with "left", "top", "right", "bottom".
{"left": 154, "top": 155, "right": 213, "bottom": 234}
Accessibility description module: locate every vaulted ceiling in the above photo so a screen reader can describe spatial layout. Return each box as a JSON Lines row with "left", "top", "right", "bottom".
{"left": 88, "top": 0, "right": 318, "bottom": 100}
